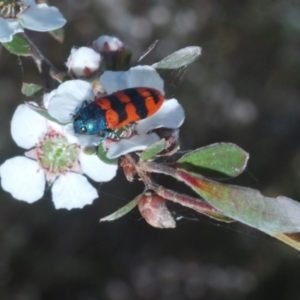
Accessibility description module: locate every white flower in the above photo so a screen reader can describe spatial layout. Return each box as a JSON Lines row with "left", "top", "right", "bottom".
{"left": 66, "top": 47, "right": 102, "bottom": 78}
{"left": 48, "top": 80, "right": 94, "bottom": 124}
{"left": 100, "top": 65, "right": 165, "bottom": 95}
{"left": 0, "top": 0, "right": 66, "bottom": 43}
{"left": 105, "top": 98, "right": 184, "bottom": 158}
{"left": 100, "top": 66, "right": 185, "bottom": 158}
{"left": 93, "top": 35, "right": 124, "bottom": 52}
{"left": 0, "top": 104, "right": 117, "bottom": 209}
{"left": 47, "top": 65, "right": 185, "bottom": 158}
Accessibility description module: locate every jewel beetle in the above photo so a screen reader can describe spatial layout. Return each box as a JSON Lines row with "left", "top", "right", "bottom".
{"left": 73, "top": 87, "right": 164, "bottom": 139}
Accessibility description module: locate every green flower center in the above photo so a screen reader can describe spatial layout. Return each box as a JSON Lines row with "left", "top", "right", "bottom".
{"left": 38, "top": 134, "right": 79, "bottom": 174}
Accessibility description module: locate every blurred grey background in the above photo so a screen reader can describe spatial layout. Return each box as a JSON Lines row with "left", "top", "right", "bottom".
{"left": 1, "top": 0, "right": 300, "bottom": 299}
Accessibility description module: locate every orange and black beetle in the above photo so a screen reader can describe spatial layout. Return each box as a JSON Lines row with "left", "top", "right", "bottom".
{"left": 73, "top": 87, "right": 164, "bottom": 139}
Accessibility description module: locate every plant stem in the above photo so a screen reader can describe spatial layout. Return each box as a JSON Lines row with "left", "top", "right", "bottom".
{"left": 125, "top": 154, "right": 232, "bottom": 222}
{"left": 21, "top": 32, "right": 59, "bottom": 89}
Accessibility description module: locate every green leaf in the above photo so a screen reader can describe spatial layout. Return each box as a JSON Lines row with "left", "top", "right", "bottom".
{"left": 97, "top": 143, "right": 117, "bottom": 165}
{"left": 178, "top": 143, "right": 249, "bottom": 177}
{"left": 2, "top": 34, "right": 31, "bottom": 56}
{"left": 83, "top": 146, "right": 97, "bottom": 155}
{"left": 178, "top": 170, "right": 300, "bottom": 233}
{"left": 140, "top": 139, "right": 166, "bottom": 161}
{"left": 152, "top": 46, "right": 201, "bottom": 69}
{"left": 269, "top": 232, "right": 300, "bottom": 251}
{"left": 49, "top": 28, "right": 65, "bottom": 43}
{"left": 100, "top": 194, "right": 142, "bottom": 222}
{"left": 22, "top": 83, "right": 43, "bottom": 97}
{"left": 200, "top": 210, "right": 234, "bottom": 223}
{"left": 25, "top": 102, "right": 67, "bottom": 125}
{"left": 137, "top": 40, "right": 159, "bottom": 62}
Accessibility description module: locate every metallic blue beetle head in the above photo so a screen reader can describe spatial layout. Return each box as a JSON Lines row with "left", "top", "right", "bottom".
{"left": 73, "top": 103, "right": 107, "bottom": 135}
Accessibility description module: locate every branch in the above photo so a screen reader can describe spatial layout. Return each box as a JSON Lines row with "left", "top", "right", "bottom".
{"left": 124, "top": 154, "right": 232, "bottom": 222}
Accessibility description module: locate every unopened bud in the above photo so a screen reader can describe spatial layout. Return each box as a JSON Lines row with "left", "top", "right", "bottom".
{"left": 138, "top": 192, "right": 176, "bottom": 228}
{"left": 93, "top": 35, "right": 124, "bottom": 52}
{"left": 66, "top": 46, "right": 101, "bottom": 78}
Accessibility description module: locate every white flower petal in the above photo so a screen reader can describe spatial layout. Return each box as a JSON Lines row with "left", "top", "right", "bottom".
{"left": 74, "top": 134, "right": 103, "bottom": 147}
{"left": 100, "top": 66, "right": 165, "bottom": 94}
{"left": 42, "top": 91, "right": 68, "bottom": 133}
{"left": 0, "top": 18, "right": 23, "bottom": 43}
{"left": 106, "top": 133, "right": 160, "bottom": 159}
{"left": 25, "top": 0, "right": 37, "bottom": 5}
{"left": 136, "top": 99, "right": 185, "bottom": 134}
{"left": 62, "top": 124, "right": 79, "bottom": 144}
{"left": 19, "top": 4, "right": 66, "bottom": 32}
{"left": 0, "top": 157, "right": 45, "bottom": 203}
{"left": 63, "top": 124, "right": 103, "bottom": 146}
{"left": 11, "top": 104, "right": 48, "bottom": 149}
{"left": 79, "top": 152, "right": 117, "bottom": 182}
{"left": 43, "top": 90, "right": 56, "bottom": 108}
{"left": 47, "top": 120, "right": 65, "bottom": 135}
{"left": 48, "top": 80, "right": 94, "bottom": 123}
{"left": 51, "top": 172, "right": 98, "bottom": 209}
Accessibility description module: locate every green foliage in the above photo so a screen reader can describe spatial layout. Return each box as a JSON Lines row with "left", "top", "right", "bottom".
{"left": 140, "top": 139, "right": 167, "bottom": 161}
{"left": 177, "top": 170, "right": 300, "bottom": 233}
{"left": 21, "top": 83, "right": 43, "bottom": 97}
{"left": 152, "top": 46, "right": 201, "bottom": 69}
{"left": 97, "top": 144, "right": 118, "bottom": 165}
{"left": 178, "top": 143, "right": 249, "bottom": 177}
{"left": 49, "top": 28, "right": 65, "bottom": 43}
{"left": 100, "top": 194, "right": 142, "bottom": 222}
{"left": 2, "top": 34, "right": 31, "bottom": 56}
{"left": 201, "top": 210, "right": 234, "bottom": 223}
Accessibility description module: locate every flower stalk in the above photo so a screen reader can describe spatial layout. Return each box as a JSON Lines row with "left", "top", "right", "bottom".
{"left": 20, "top": 32, "right": 59, "bottom": 78}
{"left": 124, "top": 154, "right": 232, "bottom": 222}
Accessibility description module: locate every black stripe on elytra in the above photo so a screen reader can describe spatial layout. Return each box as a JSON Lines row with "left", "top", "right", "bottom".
{"left": 106, "top": 94, "right": 128, "bottom": 123}
{"left": 123, "top": 88, "right": 148, "bottom": 119}
{"left": 148, "top": 89, "right": 161, "bottom": 104}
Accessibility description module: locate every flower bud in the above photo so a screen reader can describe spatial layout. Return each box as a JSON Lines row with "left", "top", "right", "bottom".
{"left": 120, "top": 156, "right": 136, "bottom": 182}
{"left": 66, "top": 47, "right": 101, "bottom": 78}
{"left": 93, "top": 35, "right": 124, "bottom": 52}
{"left": 138, "top": 192, "right": 176, "bottom": 228}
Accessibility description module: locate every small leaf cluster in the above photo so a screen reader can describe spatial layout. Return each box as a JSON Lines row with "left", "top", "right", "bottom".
{"left": 102, "top": 142, "right": 300, "bottom": 251}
